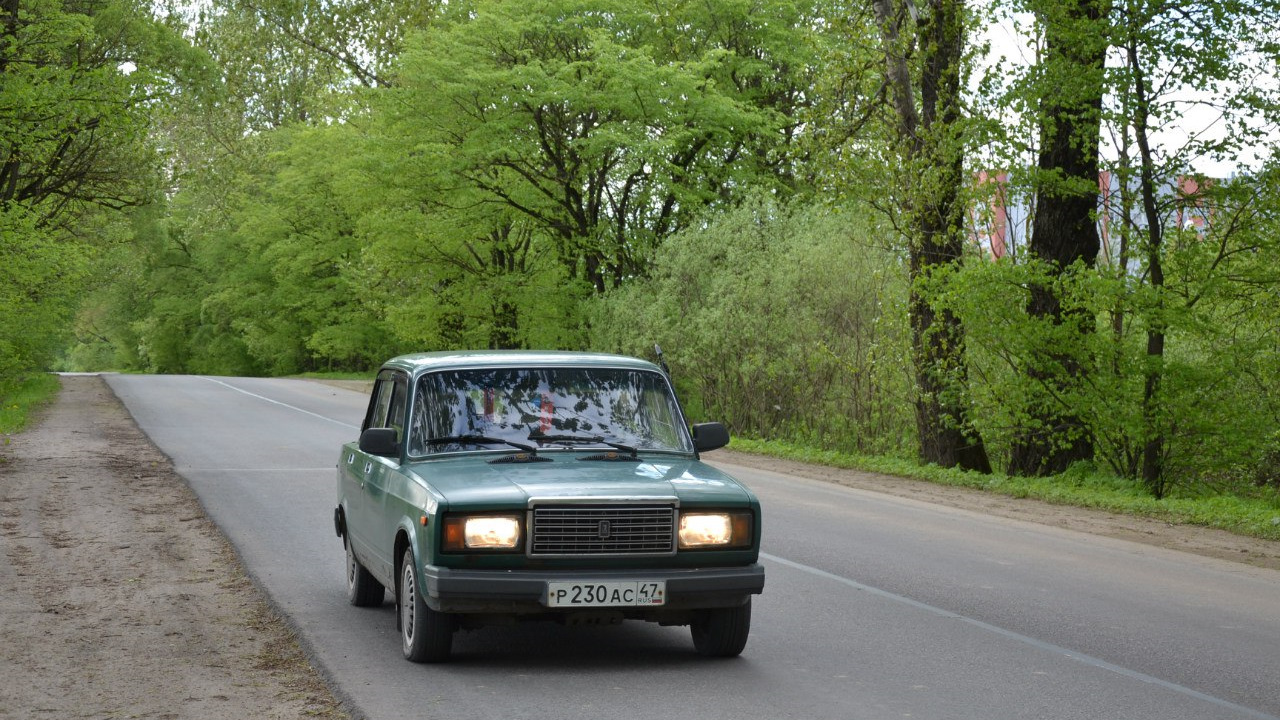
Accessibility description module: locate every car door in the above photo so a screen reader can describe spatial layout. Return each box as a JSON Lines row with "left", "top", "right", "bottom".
{"left": 345, "top": 370, "right": 408, "bottom": 583}
{"left": 362, "top": 370, "right": 409, "bottom": 582}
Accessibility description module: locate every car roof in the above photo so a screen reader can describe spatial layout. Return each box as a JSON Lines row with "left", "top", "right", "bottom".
{"left": 379, "top": 350, "right": 664, "bottom": 376}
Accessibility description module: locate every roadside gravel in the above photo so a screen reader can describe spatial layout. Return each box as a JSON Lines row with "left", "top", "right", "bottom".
{"left": 0, "top": 375, "right": 348, "bottom": 720}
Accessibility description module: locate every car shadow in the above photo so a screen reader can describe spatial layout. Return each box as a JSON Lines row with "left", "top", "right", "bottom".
{"left": 358, "top": 600, "right": 753, "bottom": 669}
{"left": 446, "top": 622, "right": 717, "bottom": 669}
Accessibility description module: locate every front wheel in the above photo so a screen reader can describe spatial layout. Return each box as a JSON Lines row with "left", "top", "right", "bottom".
{"left": 346, "top": 539, "right": 384, "bottom": 607}
{"left": 398, "top": 547, "right": 454, "bottom": 663}
{"left": 691, "top": 598, "right": 752, "bottom": 657}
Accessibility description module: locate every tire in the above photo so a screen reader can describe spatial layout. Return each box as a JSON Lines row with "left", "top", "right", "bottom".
{"left": 346, "top": 539, "right": 384, "bottom": 607}
{"left": 398, "top": 547, "right": 454, "bottom": 663}
{"left": 691, "top": 598, "right": 752, "bottom": 658}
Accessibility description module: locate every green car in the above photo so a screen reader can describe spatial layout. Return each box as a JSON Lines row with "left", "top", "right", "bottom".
{"left": 334, "top": 351, "right": 765, "bottom": 663}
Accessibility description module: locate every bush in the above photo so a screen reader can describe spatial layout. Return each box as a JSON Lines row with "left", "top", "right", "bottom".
{"left": 590, "top": 196, "right": 916, "bottom": 456}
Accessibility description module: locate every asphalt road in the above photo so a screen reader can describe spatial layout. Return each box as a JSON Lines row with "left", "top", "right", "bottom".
{"left": 106, "top": 374, "right": 1280, "bottom": 720}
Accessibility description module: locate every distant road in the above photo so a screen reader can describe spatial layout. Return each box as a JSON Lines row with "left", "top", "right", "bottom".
{"left": 107, "top": 374, "right": 1280, "bottom": 720}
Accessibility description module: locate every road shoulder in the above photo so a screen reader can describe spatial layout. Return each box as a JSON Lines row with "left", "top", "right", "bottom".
{"left": 711, "top": 448, "right": 1280, "bottom": 571}
{"left": 0, "top": 374, "right": 347, "bottom": 719}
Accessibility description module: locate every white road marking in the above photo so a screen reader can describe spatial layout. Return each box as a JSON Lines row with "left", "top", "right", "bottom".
{"left": 201, "top": 377, "right": 360, "bottom": 430}
{"left": 762, "top": 552, "right": 1279, "bottom": 720}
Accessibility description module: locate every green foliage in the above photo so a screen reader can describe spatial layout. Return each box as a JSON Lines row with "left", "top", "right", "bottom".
{"left": 961, "top": 0, "right": 1280, "bottom": 493}
{"left": 0, "top": 0, "right": 205, "bottom": 381}
{"left": 590, "top": 196, "right": 917, "bottom": 456}
{"left": 74, "top": 123, "right": 409, "bottom": 375}
{"left": 382, "top": 0, "right": 820, "bottom": 294}
{"left": 17, "top": 0, "right": 1280, "bottom": 518}
{"left": 945, "top": 163, "right": 1280, "bottom": 496}
{"left": 0, "top": 209, "right": 90, "bottom": 382}
{"left": 78, "top": 0, "right": 839, "bottom": 369}
{"left": 1, "top": 0, "right": 208, "bottom": 220}
{"left": 0, "top": 373, "right": 60, "bottom": 435}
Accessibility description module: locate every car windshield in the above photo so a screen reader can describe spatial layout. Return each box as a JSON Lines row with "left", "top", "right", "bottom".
{"left": 407, "top": 367, "right": 694, "bottom": 457}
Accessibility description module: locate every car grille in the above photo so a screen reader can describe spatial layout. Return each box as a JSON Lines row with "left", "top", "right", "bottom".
{"left": 530, "top": 505, "right": 676, "bottom": 556}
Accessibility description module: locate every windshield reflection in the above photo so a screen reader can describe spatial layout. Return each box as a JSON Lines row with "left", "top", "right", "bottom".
{"left": 407, "top": 367, "right": 693, "bottom": 457}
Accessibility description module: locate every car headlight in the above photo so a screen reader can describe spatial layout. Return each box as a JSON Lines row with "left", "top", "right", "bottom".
{"left": 678, "top": 511, "right": 753, "bottom": 549}
{"left": 443, "top": 514, "right": 523, "bottom": 551}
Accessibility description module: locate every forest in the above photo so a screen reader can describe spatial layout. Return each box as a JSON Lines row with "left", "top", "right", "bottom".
{"left": 3, "top": 0, "right": 1280, "bottom": 503}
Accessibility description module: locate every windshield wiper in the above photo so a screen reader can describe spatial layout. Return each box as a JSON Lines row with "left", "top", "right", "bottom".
{"left": 578, "top": 441, "right": 642, "bottom": 462}
{"left": 527, "top": 431, "right": 642, "bottom": 460}
{"left": 427, "top": 435, "right": 538, "bottom": 454}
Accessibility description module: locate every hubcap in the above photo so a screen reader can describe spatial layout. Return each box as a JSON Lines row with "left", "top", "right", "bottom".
{"left": 345, "top": 545, "right": 356, "bottom": 589}
{"left": 401, "top": 564, "right": 416, "bottom": 645}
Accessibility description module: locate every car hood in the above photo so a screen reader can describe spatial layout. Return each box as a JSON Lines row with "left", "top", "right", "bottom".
{"left": 403, "top": 453, "right": 754, "bottom": 510}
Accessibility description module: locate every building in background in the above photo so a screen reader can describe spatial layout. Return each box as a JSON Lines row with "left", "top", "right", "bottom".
{"left": 968, "top": 170, "right": 1218, "bottom": 264}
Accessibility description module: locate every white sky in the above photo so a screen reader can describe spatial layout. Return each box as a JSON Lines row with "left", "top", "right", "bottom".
{"left": 975, "top": 13, "right": 1278, "bottom": 178}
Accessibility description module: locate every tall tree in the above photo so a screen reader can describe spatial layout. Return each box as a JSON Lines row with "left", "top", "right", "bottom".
{"left": 1006, "top": 0, "right": 1110, "bottom": 476}
{"left": 395, "top": 0, "right": 820, "bottom": 288}
{"left": 2, "top": 0, "right": 197, "bottom": 225}
{"left": 220, "top": 0, "right": 441, "bottom": 89}
{"left": 871, "top": 0, "right": 992, "bottom": 471}
{"left": 1103, "top": 0, "right": 1280, "bottom": 495}
{"left": 1, "top": 0, "right": 202, "bottom": 379}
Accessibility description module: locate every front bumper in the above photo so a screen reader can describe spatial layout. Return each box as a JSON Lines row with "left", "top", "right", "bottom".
{"left": 421, "top": 563, "right": 765, "bottom": 615}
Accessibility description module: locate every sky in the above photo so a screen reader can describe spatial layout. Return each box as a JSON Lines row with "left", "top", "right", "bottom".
{"left": 975, "top": 11, "right": 1278, "bottom": 179}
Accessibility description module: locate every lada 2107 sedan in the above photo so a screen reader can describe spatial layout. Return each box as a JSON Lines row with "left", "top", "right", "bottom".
{"left": 334, "top": 351, "right": 765, "bottom": 662}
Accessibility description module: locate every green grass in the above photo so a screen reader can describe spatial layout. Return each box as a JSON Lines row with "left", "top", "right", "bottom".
{"left": 0, "top": 373, "right": 61, "bottom": 436}
{"left": 291, "top": 371, "right": 377, "bottom": 381}
{"left": 730, "top": 437, "right": 1280, "bottom": 542}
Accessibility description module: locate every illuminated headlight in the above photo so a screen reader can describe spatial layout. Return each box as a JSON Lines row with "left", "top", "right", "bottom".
{"left": 678, "top": 511, "right": 752, "bottom": 549}
{"left": 443, "top": 515, "right": 522, "bottom": 551}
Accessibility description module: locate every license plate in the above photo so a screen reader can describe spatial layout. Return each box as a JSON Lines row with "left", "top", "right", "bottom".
{"left": 545, "top": 580, "right": 666, "bottom": 607}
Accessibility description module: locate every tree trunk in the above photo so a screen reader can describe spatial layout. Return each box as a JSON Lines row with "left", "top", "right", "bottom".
{"left": 1127, "top": 38, "right": 1167, "bottom": 498}
{"left": 873, "top": 0, "right": 992, "bottom": 472}
{"left": 1007, "top": 0, "right": 1108, "bottom": 476}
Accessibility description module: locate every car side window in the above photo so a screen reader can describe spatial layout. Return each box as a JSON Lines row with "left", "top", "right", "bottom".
{"left": 365, "top": 376, "right": 394, "bottom": 431}
{"left": 386, "top": 376, "right": 408, "bottom": 443}
{"left": 365, "top": 371, "right": 408, "bottom": 443}
{"left": 408, "top": 386, "right": 431, "bottom": 457}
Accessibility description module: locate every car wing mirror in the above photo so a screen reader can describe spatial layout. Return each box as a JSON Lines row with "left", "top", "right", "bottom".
{"left": 359, "top": 427, "right": 400, "bottom": 457}
{"left": 691, "top": 422, "right": 730, "bottom": 452}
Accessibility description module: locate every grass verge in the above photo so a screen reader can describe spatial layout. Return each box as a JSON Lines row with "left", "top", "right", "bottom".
{"left": 0, "top": 373, "right": 61, "bottom": 436}
{"left": 291, "top": 371, "right": 376, "bottom": 382}
{"left": 731, "top": 437, "right": 1280, "bottom": 542}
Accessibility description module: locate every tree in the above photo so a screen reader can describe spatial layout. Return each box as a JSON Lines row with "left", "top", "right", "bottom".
{"left": 1006, "top": 0, "right": 1110, "bottom": 476}
{"left": 381, "top": 0, "right": 819, "bottom": 297}
{"left": 1102, "top": 0, "right": 1280, "bottom": 495}
{"left": 870, "top": 0, "right": 993, "bottom": 471}
{"left": 209, "top": 124, "right": 402, "bottom": 372}
{"left": 1, "top": 0, "right": 202, "bottom": 380}
{"left": 71, "top": 0, "right": 443, "bottom": 373}
{"left": 958, "top": 0, "right": 1280, "bottom": 492}
{"left": 217, "top": 0, "right": 441, "bottom": 89}
{"left": 352, "top": 112, "right": 581, "bottom": 350}
{"left": 2, "top": 0, "right": 199, "bottom": 224}
{"left": 0, "top": 209, "right": 87, "bottom": 380}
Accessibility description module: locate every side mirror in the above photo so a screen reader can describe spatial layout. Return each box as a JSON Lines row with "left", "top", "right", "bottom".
{"left": 691, "top": 422, "right": 730, "bottom": 452}
{"left": 359, "top": 427, "right": 399, "bottom": 457}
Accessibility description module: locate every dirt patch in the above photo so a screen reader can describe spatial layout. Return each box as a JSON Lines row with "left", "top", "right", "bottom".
{"left": 0, "top": 375, "right": 348, "bottom": 720}
{"left": 711, "top": 448, "right": 1280, "bottom": 571}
